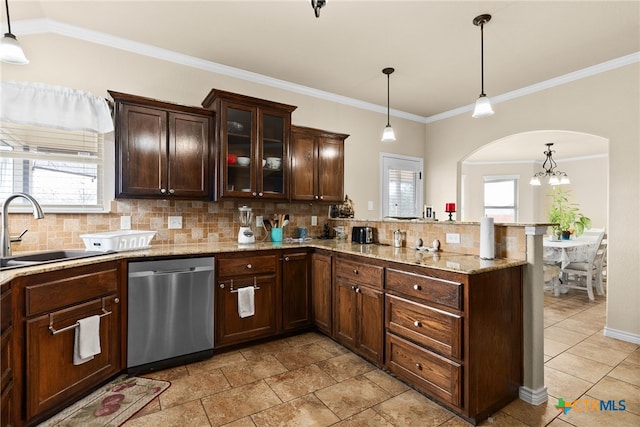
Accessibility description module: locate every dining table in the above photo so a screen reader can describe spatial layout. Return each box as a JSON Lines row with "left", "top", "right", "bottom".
{"left": 543, "top": 237, "right": 597, "bottom": 269}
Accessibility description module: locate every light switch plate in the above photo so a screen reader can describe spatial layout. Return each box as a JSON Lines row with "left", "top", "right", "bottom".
{"left": 446, "top": 233, "right": 460, "bottom": 244}
{"left": 120, "top": 216, "right": 131, "bottom": 230}
{"left": 311, "top": 216, "right": 318, "bottom": 226}
{"left": 168, "top": 216, "right": 182, "bottom": 229}
{"left": 367, "top": 201, "right": 374, "bottom": 211}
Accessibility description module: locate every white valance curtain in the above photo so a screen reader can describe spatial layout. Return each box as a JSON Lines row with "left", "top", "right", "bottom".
{"left": 0, "top": 81, "right": 114, "bottom": 133}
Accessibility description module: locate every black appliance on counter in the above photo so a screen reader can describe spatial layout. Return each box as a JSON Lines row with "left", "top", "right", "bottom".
{"left": 352, "top": 226, "right": 374, "bottom": 244}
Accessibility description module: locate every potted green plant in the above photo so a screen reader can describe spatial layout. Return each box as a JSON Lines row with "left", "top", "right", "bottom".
{"left": 547, "top": 186, "right": 591, "bottom": 239}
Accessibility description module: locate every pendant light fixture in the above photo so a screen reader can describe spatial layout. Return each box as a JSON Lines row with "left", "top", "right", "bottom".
{"left": 1, "top": 0, "right": 28, "bottom": 64}
{"left": 472, "top": 14, "right": 492, "bottom": 118}
{"left": 381, "top": 67, "right": 396, "bottom": 142}
{"left": 529, "top": 143, "right": 570, "bottom": 186}
{"left": 311, "top": 0, "right": 326, "bottom": 18}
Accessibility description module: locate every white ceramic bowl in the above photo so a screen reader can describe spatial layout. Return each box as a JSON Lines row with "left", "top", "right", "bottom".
{"left": 266, "top": 157, "right": 282, "bottom": 169}
{"left": 236, "top": 156, "right": 250, "bottom": 166}
{"left": 262, "top": 159, "right": 267, "bottom": 167}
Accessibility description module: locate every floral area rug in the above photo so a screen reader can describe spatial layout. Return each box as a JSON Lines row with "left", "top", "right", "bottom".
{"left": 38, "top": 375, "right": 170, "bottom": 427}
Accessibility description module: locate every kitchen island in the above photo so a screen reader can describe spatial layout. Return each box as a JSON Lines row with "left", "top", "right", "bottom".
{"left": 1, "top": 240, "right": 525, "bottom": 426}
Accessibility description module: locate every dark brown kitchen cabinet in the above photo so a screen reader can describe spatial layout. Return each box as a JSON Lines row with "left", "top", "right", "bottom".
{"left": 215, "top": 252, "right": 279, "bottom": 348}
{"left": 291, "top": 126, "right": 348, "bottom": 202}
{"left": 333, "top": 256, "right": 384, "bottom": 365}
{"left": 110, "top": 91, "right": 213, "bottom": 200}
{"left": 202, "top": 89, "right": 297, "bottom": 200}
{"left": 384, "top": 263, "right": 523, "bottom": 424}
{"left": 281, "top": 250, "right": 311, "bottom": 332}
{"left": 11, "top": 261, "right": 123, "bottom": 425}
{"left": 311, "top": 250, "right": 332, "bottom": 336}
{"left": 1, "top": 282, "right": 13, "bottom": 427}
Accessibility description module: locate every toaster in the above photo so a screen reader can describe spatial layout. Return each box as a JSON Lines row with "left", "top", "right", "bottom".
{"left": 352, "top": 226, "right": 374, "bottom": 244}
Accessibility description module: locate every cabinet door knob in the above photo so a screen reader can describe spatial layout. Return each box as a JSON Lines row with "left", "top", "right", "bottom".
{"left": 413, "top": 284, "right": 421, "bottom": 291}
{"left": 219, "top": 283, "right": 225, "bottom": 288}
{"left": 351, "top": 285, "right": 356, "bottom": 291}
{"left": 246, "top": 264, "right": 252, "bottom": 269}
{"left": 113, "top": 297, "right": 120, "bottom": 304}
{"left": 414, "top": 320, "right": 422, "bottom": 327}
{"left": 160, "top": 188, "right": 166, "bottom": 194}
{"left": 314, "top": 195, "right": 319, "bottom": 200}
{"left": 258, "top": 192, "right": 263, "bottom": 197}
{"left": 353, "top": 269, "right": 358, "bottom": 274}
{"left": 319, "top": 195, "right": 324, "bottom": 200}
{"left": 355, "top": 287, "right": 361, "bottom": 293}
{"left": 169, "top": 189, "right": 175, "bottom": 194}
{"left": 415, "top": 363, "right": 422, "bottom": 370}
{"left": 284, "top": 256, "right": 290, "bottom": 262}
{"left": 252, "top": 192, "right": 257, "bottom": 196}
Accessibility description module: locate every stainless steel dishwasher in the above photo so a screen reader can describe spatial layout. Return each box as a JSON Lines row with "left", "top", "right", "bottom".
{"left": 127, "top": 257, "right": 214, "bottom": 373}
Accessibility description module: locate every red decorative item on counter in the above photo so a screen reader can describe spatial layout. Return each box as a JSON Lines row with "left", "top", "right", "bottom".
{"left": 227, "top": 154, "right": 237, "bottom": 164}
{"left": 445, "top": 203, "right": 456, "bottom": 212}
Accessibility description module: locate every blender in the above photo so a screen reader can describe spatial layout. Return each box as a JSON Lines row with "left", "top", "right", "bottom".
{"left": 238, "top": 205, "right": 255, "bottom": 244}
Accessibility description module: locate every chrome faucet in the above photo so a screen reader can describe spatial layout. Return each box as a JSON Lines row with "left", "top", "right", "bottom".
{"left": 1, "top": 193, "right": 45, "bottom": 257}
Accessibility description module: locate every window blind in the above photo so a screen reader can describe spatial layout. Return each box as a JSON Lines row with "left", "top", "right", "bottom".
{"left": 388, "top": 168, "right": 419, "bottom": 217}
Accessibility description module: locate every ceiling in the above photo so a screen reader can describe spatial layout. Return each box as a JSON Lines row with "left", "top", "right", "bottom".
{"left": 7, "top": 1, "right": 640, "bottom": 160}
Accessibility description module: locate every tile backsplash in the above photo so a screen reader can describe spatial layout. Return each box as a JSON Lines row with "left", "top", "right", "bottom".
{"left": 7, "top": 200, "right": 527, "bottom": 261}
{"left": 6, "top": 199, "right": 332, "bottom": 253}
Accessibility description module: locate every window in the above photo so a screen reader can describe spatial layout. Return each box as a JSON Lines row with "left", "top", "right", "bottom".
{"left": 483, "top": 176, "right": 518, "bottom": 222}
{"left": 381, "top": 153, "right": 423, "bottom": 218}
{"left": 0, "top": 122, "right": 112, "bottom": 212}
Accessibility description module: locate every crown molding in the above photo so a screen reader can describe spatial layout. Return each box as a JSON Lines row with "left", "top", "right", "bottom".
{"left": 13, "top": 19, "right": 640, "bottom": 125}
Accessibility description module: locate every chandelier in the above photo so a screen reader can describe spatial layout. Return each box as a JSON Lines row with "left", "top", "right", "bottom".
{"left": 530, "top": 143, "right": 570, "bottom": 186}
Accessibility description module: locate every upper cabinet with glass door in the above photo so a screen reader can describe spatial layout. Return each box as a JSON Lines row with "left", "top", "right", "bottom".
{"left": 202, "top": 89, "right": 297, "bottom": 200}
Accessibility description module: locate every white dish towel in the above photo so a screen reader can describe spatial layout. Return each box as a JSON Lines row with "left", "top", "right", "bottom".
{"left": 73, "top": 315, "right": 101, "bottom": 365}
{"left": 237, "top": 286, "right": 255, "bottom": 318}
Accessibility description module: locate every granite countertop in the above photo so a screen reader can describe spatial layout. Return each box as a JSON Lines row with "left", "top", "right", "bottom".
{"left": 0, "top": 239, "right": 526, "bottom": 284}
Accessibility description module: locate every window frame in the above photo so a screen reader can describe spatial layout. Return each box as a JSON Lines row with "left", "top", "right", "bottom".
{"left": 379, "top": 152, "right": 424, "bottom": 219}
{"left": 483, "top": 175, "right": 519, "bottom": 222}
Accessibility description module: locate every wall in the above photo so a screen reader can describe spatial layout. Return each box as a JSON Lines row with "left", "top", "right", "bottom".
{"left": 425, "top": 64, "right": 640, "bottom": 340}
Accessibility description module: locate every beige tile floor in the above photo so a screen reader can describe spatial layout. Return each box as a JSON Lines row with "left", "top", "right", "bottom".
{"left": 124, "top": 285, "right": 639, "bottom": 427}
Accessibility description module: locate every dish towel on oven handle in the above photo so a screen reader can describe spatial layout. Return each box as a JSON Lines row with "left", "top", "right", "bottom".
{"left": 73, "top": 315, "right": 101, "bottom": 365}
{"left": 237, "top": 286, "right": 255, "bottom": 318}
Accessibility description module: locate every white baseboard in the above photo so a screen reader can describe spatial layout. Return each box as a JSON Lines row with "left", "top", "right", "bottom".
{"left": 519, "top": 386, "right": 548, "bottom": 405}
{"left": 603, "top": 327, "right": 640, "bottom": 345}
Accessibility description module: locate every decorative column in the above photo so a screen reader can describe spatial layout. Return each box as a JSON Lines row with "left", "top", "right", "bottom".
{"left": 520, "top": 225, "right": 548, "bottom": 405}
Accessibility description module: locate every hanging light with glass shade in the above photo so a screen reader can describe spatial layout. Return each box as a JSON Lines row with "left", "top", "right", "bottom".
{"left": 1, "top": 0, "right": 29, "bottom": 64}
{"left": 472, "top": 14, "right": 493, "bottom": 118}
{"left": 529, "top": 143, "right": 570, "bottom": 186}
{"left": 381, "top": 67, "right": 396, "bottom": 142}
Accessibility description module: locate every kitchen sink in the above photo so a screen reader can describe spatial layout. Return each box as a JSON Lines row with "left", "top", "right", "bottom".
{"left": 0, "top": 250, "right": 107, "bottom": 271}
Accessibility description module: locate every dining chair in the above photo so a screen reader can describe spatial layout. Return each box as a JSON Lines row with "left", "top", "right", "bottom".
{"left": 560, "top": 231, "right": 606, "bottom": 300}
{"left": 543, "top": 264, "right": 562, "bottom": 296}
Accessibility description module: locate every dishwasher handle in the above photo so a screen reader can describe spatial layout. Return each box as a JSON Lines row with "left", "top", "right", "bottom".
{"left": 129, "top": 265, "right": 213, "bottom": 278}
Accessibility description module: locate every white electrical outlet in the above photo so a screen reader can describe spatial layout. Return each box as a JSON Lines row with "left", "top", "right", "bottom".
{"left": 120, "top": 216, "right": 131, "bottom": 230}
{"left": 168, "top": 216, "right": 182, "bottom": 229}
{"left": 367, "top": 201, "right": 374, "bottom": 211}
{"left": 256, "top": 215, "right": 264, "bottom": 227}
{"left": 311, "top": 216, "right": 318, "bottom": 226}
{"left": 446, "top": 233, "right": 460, "bottom": 244}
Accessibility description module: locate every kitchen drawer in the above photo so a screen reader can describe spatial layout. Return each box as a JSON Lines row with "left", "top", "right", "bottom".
{"left": 217, "top": 254, "right": 277, "bottom": 277}
{"left": 0, "top": 286, "right": 10, "bottom": 334}
{"left": 24, "top": 263, "right": 119, "bottom": 317}
{"left": 386, "top": 332, "right": 462, "bottom": 408}
{"left": 386, "top": 268, "right": 462, "bottom": 310}
{"left": 386, "top": 295, "right": 462, "bottom": 359}
{"left": 335, "top": 258, "right": 384, "bottom": 289}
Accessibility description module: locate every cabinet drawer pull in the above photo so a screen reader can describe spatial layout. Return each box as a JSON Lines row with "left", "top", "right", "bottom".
{"left": 319, "top": 195, "right": 324, "bottom": 200}
{"left": 160, "top": 188, "right": 166, "bottom": 194}
{"left": 415, "top": 363, "right": 422, "bottom": 370}
{"left": 113, "top": 298, "right": 120, "bottom": 304}
{"left": 413, "top": 284, "right": 421, "bottom": 291}
{"left": 246, "top": 264, "right": 252, "bottom": 269}
{"left": 351, "top": 285, "right": 356, "bottom": 291}
{"left": 169, "top": 189, "right": 175, "bottom": 194}
{"left": 414, "top": 320, "right": 422, "bottom": 327}
{"left": 355, "top": 287, "right": 361, "bottom": 293}
{"left": 258, "top": 192, "right": 263, "bottom": 197}
{"left": 353, "top": 269, "right": 358, "bottom": 274}
{"left": 252, "top": 192, "right": 257, "bottom": 196}
{"left": 314, "top": 195, "right": 319, "bottom": 200}
{"left": 284, "top": 256, "right": 290, "bottom": 262}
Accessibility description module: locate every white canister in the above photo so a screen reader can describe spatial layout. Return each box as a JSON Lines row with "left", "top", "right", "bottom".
{"left": 393, "top": 230, "right": 402, "bottom": 248}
